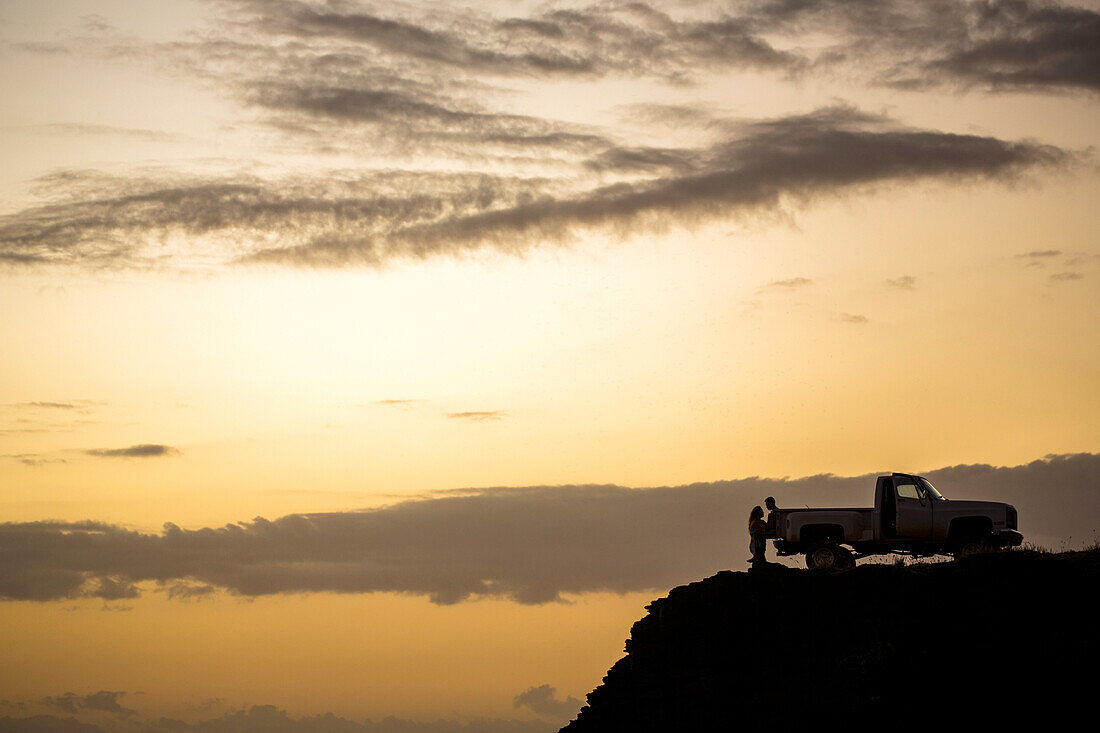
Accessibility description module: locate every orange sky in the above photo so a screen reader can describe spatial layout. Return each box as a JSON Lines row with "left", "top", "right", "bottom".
{"left": 1, "top": 1, "right": 1098, "bottom": 729}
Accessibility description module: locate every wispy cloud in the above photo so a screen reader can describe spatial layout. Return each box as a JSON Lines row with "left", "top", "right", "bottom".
{"left": 84, "top": 444, "right": 177, "bottom": 458}
{"left": 22, "top": 123, "right": 188, "bottom": 142}
{"left": 1050, "top": 272, "right": 1083, "bottom": 281}
{"left": 447, "top": 411, "right": 508, "bottom": 422}
{"left": 886, "top": 275, "right": 916, "bottom": 290}
{"left": 766, "top": 277, "right": 813, "bottom": 290}
{"left": 4, "top": 400, "right": 104, "bottom": 410}
{"left": 837, "top": 313, "right": 869, "bottom": 325}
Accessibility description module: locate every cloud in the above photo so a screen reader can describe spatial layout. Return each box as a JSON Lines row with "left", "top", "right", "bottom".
{"left": 238, "top": 0, "right": 804, "bottom": 82}
{"left": 84, "top": 444, "right": 177, "bottom": 458}
{"left": 89, "top": 577, "right": 140, "bottom": 600}
{"left": 239, "top": 108, "right": 1066, "bottom": 269}
{"left": 4, "top": 445, "right": 177, "bottom": 466}
{"left": 0, "top": 716, "right": 105, "bottom": 733}
{"left": 1018, "top": 249, "right": 1062, "bottom": 259}
{"left": 25, "top": 124, "right": 187, "bottom": 143}
{"left": 513, "top": 686, "right": 582, "bottom": 721}
{"left": 447, "top": 411, "right": 507, "bottom": 422}
{"left": 0, "top": 707, "right": 552, "bottom": 733}
{"left": 163, "top": 583, "right": 217, "bottom": 601}
{"left": 837, "top": 312, "right": 869, "bottom": 324}
{"left": 750, "top": 0, "right": 1100, "bottom": 93}
{"left": 12, "top": 456, "right": 68, "bottom": 466}
{"left": 766, "top": 277, "right": 813, "bottom": 290}
{"left": 37, "top": 692, "right": 134, "bottom": 719}
{"left": 0, "top": 0, "right": 1077, "bottom": 275}
{"left": 923, "top": 1, "right": 1100, "bottom": 93}
{"left": 1, "top": 454, "right": 1096, "bottom": 605}
{"left": 1049, "top": 271, "right": 1082, "bottom": 280}
{"left": 886, "top": 275, "right": 916, "bottom": 289}
{"left": 4, "top": 401, "right": 103, "bottom": 410}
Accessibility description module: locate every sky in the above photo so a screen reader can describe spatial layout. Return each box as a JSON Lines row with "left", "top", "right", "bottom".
{"left": 1, "top": 0, "right": 1098, "bottom": 730}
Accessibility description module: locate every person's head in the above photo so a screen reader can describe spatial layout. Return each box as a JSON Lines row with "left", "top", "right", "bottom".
{"left": 765, "top": 496, "right": 776, "bottom": 510}
{"left": 749, "top": 505, "right": 764, "bottom": 523}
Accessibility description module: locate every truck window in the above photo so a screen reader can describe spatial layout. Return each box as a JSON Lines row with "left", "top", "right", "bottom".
{"left": 917, "top": 477, "right": 946, "bottom": 500}
{"left": 896, "top": 480, "right": 921, "bottom": 500}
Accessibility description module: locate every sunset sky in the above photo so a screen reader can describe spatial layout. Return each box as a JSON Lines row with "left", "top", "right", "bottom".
{"left": 2, "top": 1, "right": 1098, "bottom": 730}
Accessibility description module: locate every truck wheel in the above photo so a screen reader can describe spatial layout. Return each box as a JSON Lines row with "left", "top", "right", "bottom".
{"left": 835, "top": 546, "right": 856, "bottom": 569}
{"left": 805, "top": 541, "right": 840, "bottom": 570}
{"left": 953, "top": 536, "right": 988, "bottom": 560}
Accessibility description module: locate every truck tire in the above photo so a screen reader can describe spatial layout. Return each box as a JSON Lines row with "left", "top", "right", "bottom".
{"left": 835, "top": 546, "right": 856, "bottom": 569}
{"left": 953, "top": 536, "right": 988, "bottom": 560}
{"left": 805, "top": 541, "right": 840, "bottom": 570}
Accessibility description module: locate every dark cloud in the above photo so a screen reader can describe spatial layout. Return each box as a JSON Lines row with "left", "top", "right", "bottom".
{"left": 886, "top": 275, "right": 917, "bottom": 289}
{"left": 239, "top": 0, "right": 803, "bottom": 81}
{"left": 447, "top": 411, "right": 507, "bottom": 422}
{"left": 1018, "top": 249, "right": 1062, "bottom": 258}
{"left": 583, "top": 145, "right": 701, "bottom": 174}
{"left": 37, "top": 692, "right": 134, "bottom": 719}
{"left": 1, "top": 454, "right": 1095, "bottom": 605}
{"left": 1049, "top": 271, "right": 1083, "bottom": 280}
{"left": 0, "top": 0, "right": 1078, "bottom": 275}
{"left": 163, "top": 583, "right": 217, "bottom": 601}
{"left": 84, "top": 444, "right": 177, "bottom": 458}
{"left": 152, "top": 705, "right": 553, "bottom": 733}
{"left": 89, "top": 577, "right": 140, "bottom": 601}
{"left": 0, "top": 707, "right": 551, "bottom": 733}
{"left": 245, "top": 80, "right": 610, "bottom": 154}
{"left": 925, "top": 1, "right": 1100, "bottom": 92}
{"left": 49, "top": 0, "right": 1099, "bottom": 97}
{"left": 750, "top": 0, "right": 1100, "bottom": 93}
{"left": 513, "top": 686, "right": 582, "bottom": 721}
{"left": 241, "top": 108, "right": 1067, "bottom": 268}
{"left": 0, "top": 171, "right": 551, "bottom": 269}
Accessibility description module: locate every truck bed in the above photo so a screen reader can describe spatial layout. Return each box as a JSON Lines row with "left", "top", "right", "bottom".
{"left": 774, "top": 507, "right": 875, "bottom": 546}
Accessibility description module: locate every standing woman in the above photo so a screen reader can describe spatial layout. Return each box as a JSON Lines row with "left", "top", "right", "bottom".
{"left": 748, "top": 505, "right": 767, "bottom": 566}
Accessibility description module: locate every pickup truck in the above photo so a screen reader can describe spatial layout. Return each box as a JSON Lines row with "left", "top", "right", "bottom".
{"left": 771, "top": 473, "right": 1023, "bottom": 569}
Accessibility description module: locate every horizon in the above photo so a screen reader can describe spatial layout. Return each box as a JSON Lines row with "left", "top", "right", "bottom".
{"left": 2, "top": 1, "right": 1098, "bottom": 730}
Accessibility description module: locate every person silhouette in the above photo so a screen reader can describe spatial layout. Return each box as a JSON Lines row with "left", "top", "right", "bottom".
{"left": 748, "top": 506, "right": 767, "bottom": 566}
{"left": 764, "top": 496, "right": 780, "bottom": 538}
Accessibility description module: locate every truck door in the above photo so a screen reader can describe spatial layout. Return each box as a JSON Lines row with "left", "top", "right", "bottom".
{"left": 893, "top": 474, "right": 933, "bottom": 541}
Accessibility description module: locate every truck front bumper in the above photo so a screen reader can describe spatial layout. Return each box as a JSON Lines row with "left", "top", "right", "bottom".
{"left": 995, "top": 529, "right": 1024, "bottom": 547}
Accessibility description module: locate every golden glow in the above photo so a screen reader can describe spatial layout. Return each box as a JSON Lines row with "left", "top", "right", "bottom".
{"left": 1, "top": 0, "right": 1098, "bottom": 726}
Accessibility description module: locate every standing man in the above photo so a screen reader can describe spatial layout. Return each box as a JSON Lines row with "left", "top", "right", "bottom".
{"left": 764, "top": 496, "right": 780, "bottom": 539}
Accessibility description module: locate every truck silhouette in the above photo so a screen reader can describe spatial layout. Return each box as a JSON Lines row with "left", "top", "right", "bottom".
{"left": 772, "top": 473, "right": 1023, "bottom": 569}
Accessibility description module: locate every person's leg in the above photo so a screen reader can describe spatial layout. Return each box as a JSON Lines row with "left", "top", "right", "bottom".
{"left": 755, "top": 535, "right": 767, "bottom": 564}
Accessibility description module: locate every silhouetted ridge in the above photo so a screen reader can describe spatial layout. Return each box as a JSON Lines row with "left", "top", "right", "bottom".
{"left": 562, "top": 549, "right": 1099, "bottom": 731}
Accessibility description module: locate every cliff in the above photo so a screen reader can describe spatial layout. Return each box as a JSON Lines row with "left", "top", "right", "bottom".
{"left": 562, "top": 549, "right": 1099, "bottom": 730}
